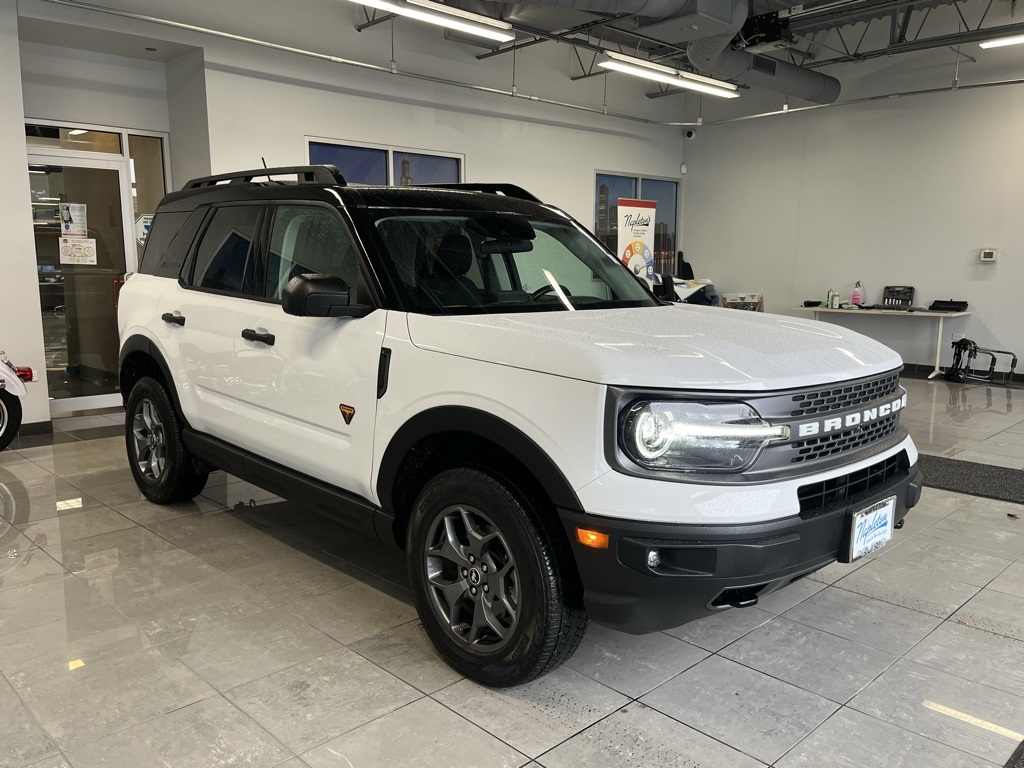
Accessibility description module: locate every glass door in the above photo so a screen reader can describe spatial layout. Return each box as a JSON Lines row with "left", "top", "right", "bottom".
{"left": 27, "top": 155, "right": 136, "bottom": 412}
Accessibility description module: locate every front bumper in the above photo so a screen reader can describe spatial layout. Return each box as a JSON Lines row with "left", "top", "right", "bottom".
{"left": 559, "top": 460, "right": 923, "bottom": 634}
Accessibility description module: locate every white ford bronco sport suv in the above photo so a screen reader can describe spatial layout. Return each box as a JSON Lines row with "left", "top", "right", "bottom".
{"left": 119, "top": 165, "right": 922, "bottom": 686}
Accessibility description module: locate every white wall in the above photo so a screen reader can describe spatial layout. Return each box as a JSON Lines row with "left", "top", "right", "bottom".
{"left": 20, "top": 40, "right": 169, "bottom": 131}
{"left": 0, "top": 0, "right": 49, "bottom": 424}
{"left": 683, "top": 82, "right": 1024, "bottom": 367}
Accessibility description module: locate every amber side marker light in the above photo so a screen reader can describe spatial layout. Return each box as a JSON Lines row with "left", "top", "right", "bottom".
{"left": 576, "top": 528, "right": 610, "bottom": 549}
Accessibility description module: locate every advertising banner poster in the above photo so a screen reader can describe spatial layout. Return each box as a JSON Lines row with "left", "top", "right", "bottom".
{"left": 617, "top": 199, "right": 656, "bottom": 283}
{"left": 59, "top": 236, "right": 98, "bottom": 265}
{"left": 60, "top": 203, "right": 87, "bottom": 236}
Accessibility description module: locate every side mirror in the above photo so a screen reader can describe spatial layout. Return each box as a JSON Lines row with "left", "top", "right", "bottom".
{"left": 282, "top": 273, "right": 372, "bottom": 318}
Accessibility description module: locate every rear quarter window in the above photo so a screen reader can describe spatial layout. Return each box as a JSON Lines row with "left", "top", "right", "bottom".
{"left": 139, "top": 210, "right": 203, "bottom": 279}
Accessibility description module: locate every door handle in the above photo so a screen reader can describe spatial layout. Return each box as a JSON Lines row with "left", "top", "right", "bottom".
{"left": 161, "top": 312, "right": 186, "bottom": 327}
{"left": 241, "top": 328, "right": 276, "bottom": 346}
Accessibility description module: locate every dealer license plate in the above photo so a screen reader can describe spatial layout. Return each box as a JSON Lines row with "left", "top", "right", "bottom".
{"left": 849, "top": 496, "right": 896, "bottom": 561}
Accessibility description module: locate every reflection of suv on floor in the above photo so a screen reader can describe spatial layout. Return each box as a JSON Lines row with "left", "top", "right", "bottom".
{"left": 119, "top": 165, "right": 922, "bottom": 685}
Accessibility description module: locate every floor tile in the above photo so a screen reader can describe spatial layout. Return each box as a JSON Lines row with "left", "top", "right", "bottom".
{"left": 201, "top": 480, "right": 281, "bottom": 507}
{"left": 906, "top": 622, "right": 1024, "bottom": 698}
{"left": 229, "top": 547, "right": 358, "bottom": 606}
{"left": 836, "top": 559, "right": 979, "bottom": 618}
{"left": 564, "top": 624, "right": 708, "bottom": 698}
{"left": 113, "top": 495, "right": 225, "bottom": 525}
{"left": 951, "top": 451, "right": 1024, "bottom": 469}
{"left": 948, "top": 499, "right": 1024, "bottom": 535}
{"left": 0, "top": 677, "right": 60, "bottom": 768}
{"left": 988, "top": 561, "right": 1024, "bottom": 599}
{"left": 348, "top": 621, "right": 462, "bottom": 695}
{"left": 913, "top": 488, "right": 972, "bottom": 517}
{"left": 0, "top": 478, "right": 107, "bottom": 524}
{"left": 434, "top": 667, "right": 628, "bottom": 759}
{"left": 18, "top": 646, "right": 214, "bottom": 751}
{"left": 44, "top": 526, "right": 177, "bottom": 573}
{"left": 76, "top": 547, "right": 222, "bottom": 606}
{"left": 783, "top": 586, "right": 942, "bottom": 655}
{"left": 64, "top": 695, "right": 290, "bottom": 768}
{"left": 285, "top": 581, "right": 417, "bottom": 645}
{"left": 53, "top": 415, "right": 118, "bottom": 432}
{"left": 0, "top": 603, "right": 151, "bottom": 690}
{"left": 146, "top": 508, "right": 266, "bottom": 548}
{"left": 874, "top": 536, "right": 1013, "bottom": 588}
{"left": 227, "top": 648, "right": 420, "bottom": 753}
{"left": 164, "top": 607, "right": 341, "bottom": 690}
{"left": 303, "top": 697, "right": 527, "bottom": 768}
{"left": 14, "top": 507, "right": 135, "bottom": 548}
{"left": 19, "top": 757, "right": 72, "bottom": 768}
{"left": 849, "top": 659, "right": 1024, "bottom": 764}
{"left": 721, "top": 617, "right": 896, "bottom": 703}
{"left": 62, "top": 468, "right": 138, "bottom": 495}
{"left": 537, "top": 702, "right": 765, "bottom": 768}
{"left": 641, "top": 655, "right": 838, "bottom": 764}
{"left": 918, "top": 518, "right": 1024, "bottom": 561}
{"left": 951, "top": 588, "right": 1024, "bottom": 641}
{"left": 778, "top": 706, "right": 998, "bottom": 768}
{"left": 662, "top": 606, "right": 773, "bottom": 652}
{"left": 0, "top": 576, "right": 108, "bottom": 638}
{"left": 806, "top": 558, "right": 869, "bottom": 585}
{"left": 0, "top": 549, "right": 65, "bottom": 592}
{"left": 755, "top": 577, "right": 826, "bottom": 614}
{"left": 183, "top": 529, "right": 306, "bottom": 572}
{"left": 115, "top": 573, "right": 274, "bottom": 643}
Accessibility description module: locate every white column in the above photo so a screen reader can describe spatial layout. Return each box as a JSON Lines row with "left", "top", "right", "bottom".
{"left": 0, "top": 0, "right": 50, "bottom": 425}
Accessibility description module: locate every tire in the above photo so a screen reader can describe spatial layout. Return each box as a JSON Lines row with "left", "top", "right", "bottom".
{"left": 124, "top": 376, "right": 208, "bottom": 503}
{"left": 0, "top": 390, "right": 22, "bottom": 453}
{"left": 408, "top": 467, "right": 587, "bottom": 686}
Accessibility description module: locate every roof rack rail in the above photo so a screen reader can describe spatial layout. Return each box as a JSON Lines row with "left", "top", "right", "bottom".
{"left": 183, "top": 165, "right": 346, "bottom": 190}
{"left": 414, "top": 183, "right": 541, "bottom": 203}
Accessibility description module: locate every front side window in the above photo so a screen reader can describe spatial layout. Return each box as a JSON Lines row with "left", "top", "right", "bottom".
{"left": 190, "top": 206, "right": 261, "bottom": 293}
{"left": 266, "top": 205, "right": 368, "bottom": 303}
{"left": 368, "top": 210, "right": 657, "bottom": 315}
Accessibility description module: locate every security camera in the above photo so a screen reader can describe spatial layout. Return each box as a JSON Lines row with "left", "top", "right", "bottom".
{"left": 684, "top": 129, "right": 697, "bottom": 140}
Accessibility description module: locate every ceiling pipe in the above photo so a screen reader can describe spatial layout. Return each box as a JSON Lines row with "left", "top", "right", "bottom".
{"left": 687, "top": 0, "right": 842, "bottom": 104}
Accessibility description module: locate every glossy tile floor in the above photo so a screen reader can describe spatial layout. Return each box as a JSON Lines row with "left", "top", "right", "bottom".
{"left": 0, "top": 378, "right": 1022, "bottom": 767}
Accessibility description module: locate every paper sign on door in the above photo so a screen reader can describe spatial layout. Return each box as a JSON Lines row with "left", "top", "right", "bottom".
{"left": 59, "top": 236, "right": 98, "bottom": 265}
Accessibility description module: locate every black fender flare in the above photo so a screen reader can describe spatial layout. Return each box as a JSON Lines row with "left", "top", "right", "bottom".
{"left": 118, "top": 335, "right": 186, "bottom": 424}
{"left": 376, "top": 406, "right": 583, "bottom": 514}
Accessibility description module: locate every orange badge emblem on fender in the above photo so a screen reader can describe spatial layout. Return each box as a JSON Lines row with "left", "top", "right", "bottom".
{"left": 339, "top": 404, "right": 356, "bottom": 425}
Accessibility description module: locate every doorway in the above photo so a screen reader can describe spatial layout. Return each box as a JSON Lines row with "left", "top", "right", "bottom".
{"left": 26, "top": 123, "right": 168, "bottom": 415}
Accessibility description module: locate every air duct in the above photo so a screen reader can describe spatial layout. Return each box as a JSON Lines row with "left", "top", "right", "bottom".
{"left": 687, "top": 0, "right": 841, "bottom": 104}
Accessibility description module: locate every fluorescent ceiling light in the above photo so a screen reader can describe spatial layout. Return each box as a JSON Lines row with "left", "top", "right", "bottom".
{"left": 406, "top": 0, "right": 512, "bottom": 30}
{"left": 599, "top": 52, "right": 739, "bottom": 99}
{"left": 68, "top": 129, "right": 88, "bottom": 135}
{"left": 979, "top": 33, "right": 1024, "bottom": 49}
{"left": 345, "top": 0, "right": 515, "bottom": 42}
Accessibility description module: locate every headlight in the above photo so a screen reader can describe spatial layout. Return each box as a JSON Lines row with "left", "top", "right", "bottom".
{"left": 621, "top": 401, "right": 790, "bottom": 473}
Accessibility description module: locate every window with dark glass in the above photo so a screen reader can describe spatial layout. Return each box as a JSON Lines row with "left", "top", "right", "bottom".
{"left": 191, "top": 206, "right": 261, "bottom": 293}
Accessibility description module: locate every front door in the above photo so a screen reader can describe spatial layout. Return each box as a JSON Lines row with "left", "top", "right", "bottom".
{"left": 28, "top": 155, "right": 135, "bottom": 413}
{"left": 232, "top": 203, "right": 384, "bottom": 501}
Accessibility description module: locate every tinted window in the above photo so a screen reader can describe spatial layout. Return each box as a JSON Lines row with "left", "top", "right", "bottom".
{"left": 266, "top": 205, "right": 367, "bottom": 303}
{"left": 191, "top": 206, "right": 260, "bottom": 293}
{"left": 139, "top": 211, "right": 189, "bottom": 278}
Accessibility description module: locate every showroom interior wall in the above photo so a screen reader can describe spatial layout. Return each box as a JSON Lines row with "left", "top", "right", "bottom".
{"left": 682, "top": 58, "right": 1024, "bottom": 367}
{"left": 0, "top": 1, "right": 48, "bottom": 425}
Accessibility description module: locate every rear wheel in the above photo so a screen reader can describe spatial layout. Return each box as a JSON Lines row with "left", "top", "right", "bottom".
{"left": 408, "top": 467, "right": 587, "bottom": 686}
{"left": 0, "top": 390, "right": 22, "bottom": 453}
{"left": 125, "top": 376, "right": 208, "bottom": 503}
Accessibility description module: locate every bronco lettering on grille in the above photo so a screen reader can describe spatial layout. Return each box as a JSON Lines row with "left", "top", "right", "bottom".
{"left": 796, "top": 392, "right": 907, "bottom": 438}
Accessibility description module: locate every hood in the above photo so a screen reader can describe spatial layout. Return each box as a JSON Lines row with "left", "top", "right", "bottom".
{"left": 406, "top": 305, "right": 903, "bottom": 391}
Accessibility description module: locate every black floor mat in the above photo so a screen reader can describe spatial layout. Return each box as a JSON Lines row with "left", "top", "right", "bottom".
{"left": 919, "top": 454, "right": 1024, "bottom": 505}
{"left": 1006, "top": 739, "right": 1024, "bottom": 768}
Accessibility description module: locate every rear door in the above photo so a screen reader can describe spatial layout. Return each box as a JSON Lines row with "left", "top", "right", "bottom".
{"left": 161, "top": 204, "right": 263, "bottom": 438}
{"left": 232, "top": 202, "right": 385, "bottom": 500}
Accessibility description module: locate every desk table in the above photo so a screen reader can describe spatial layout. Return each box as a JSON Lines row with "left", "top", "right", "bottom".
{"left": 791, "top": 307, "right": 971, "bottom": 379}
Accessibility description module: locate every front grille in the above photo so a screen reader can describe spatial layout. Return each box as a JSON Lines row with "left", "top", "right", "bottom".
{"left": 789, "top": 372, "right": 901, "bottom": 417}
{"left": 798, "top": 452, "right": 906, "bottom": 518}
{"left": 790, "top": 413, "right": 900, "bottom": 464}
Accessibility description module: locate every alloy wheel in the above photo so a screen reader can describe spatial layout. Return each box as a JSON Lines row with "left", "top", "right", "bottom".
{"left": 424, "top": 504, "right": 520, "bottom": 650}
{"left": 131, "top": 398, "right": 167, "bottom": 482}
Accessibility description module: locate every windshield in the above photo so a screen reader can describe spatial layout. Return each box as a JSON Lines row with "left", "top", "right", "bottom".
{"left": 364, "top": 209, "right": 658, "bottom": 315}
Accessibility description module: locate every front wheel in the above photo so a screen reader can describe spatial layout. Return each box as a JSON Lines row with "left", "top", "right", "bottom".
{"left": 408, "top": 467, "right": 587, "bottom": 686}
{"left": 125, "top": 376, "right": 208, "bottom": 503}
{"left": 0, "top": 390, "right": 23, "bottom": 452}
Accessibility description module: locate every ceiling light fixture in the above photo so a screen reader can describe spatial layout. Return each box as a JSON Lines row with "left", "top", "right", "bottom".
{"left": 345, "top": 0, "right": 515, "bottom": 42}
{"left": 599, "top": 51, "right": 739, "bottom": 99}
{"left": 68, "top": 129, "right": 88, "bottom": 135}
{"left": 979, "top": 33, "right": 1024, "bottom": 49}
